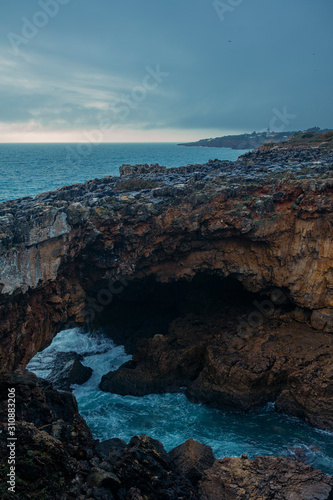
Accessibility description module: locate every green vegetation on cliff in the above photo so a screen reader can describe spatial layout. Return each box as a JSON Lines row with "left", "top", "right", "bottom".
{"left": 179, "top": 128, "right": 333, "bottom": 150}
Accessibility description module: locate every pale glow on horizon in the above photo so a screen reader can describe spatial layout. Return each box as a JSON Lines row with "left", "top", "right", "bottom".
{"left": 0, "top": 122, "right": 244, "bottom": 144}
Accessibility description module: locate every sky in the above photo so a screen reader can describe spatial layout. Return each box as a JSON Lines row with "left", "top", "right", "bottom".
{"left": 0, "top": 0, "right": 332, "bottom": 143}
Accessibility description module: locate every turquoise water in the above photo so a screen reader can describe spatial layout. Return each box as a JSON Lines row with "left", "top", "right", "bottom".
{"left": 27, "top": 328, "right": 333, "bottom": 475}
{"left": 0, "top": 143, "right": 248, "bottom": 202}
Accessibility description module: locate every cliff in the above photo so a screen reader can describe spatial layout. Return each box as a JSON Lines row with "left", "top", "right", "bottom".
{"left": 179, "top": 128, "right": 333, "bottom": 150}
{"left": 0, "top": 147, "right": 332, "bottom": 370}
{"left": 178, "top": 131, "right": 296, "bottom": 149}
{"left": 0, "top": 145, "right": 333, "bottom": 498}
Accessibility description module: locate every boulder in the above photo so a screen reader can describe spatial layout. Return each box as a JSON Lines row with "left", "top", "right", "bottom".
{"left": 100, "top": 311, "right": 333, "bottom": 431}
{"left": 169, "top": 438, "right": 215, "bottom": 485}
{"left": 47, "top": 351, "right": 93, "bottom": 391}
{"left": 311, "top": 309, "right": 333, "bottom": 332}
{"left": 96, "top": 438, "right": 126, "bottom": 463}
{"left": 112, "top": 435, "right": 198, "bottom": 499}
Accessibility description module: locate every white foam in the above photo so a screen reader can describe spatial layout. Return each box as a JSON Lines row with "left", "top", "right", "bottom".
{"left": 27, "top": 327, "right": 333, "bottom": 474}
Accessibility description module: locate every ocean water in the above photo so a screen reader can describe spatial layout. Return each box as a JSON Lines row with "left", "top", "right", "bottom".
{"left": 27, "top": 327, "right": 333, "bottom": 475}
{"left": 0, "top": 143, "right": 248, "bottom": 203}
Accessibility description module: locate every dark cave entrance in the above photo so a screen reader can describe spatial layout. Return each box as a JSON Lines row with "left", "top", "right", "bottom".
{"left": 89, "top": 273, "right": 292, "bottom": 354}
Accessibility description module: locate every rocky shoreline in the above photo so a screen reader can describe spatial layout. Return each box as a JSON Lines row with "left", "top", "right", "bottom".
{"left": 99, "top": 305, "right": 333, "bottom": 431}
{"left": 179, "top": 129, "right": 333, "bottom": 151}
{"left": 0, "top": 145, "right": 333, "bottom": 498}
{"left": 1, "top": 370, "right": 333, "bottom": 499}
{"left": 178, "top": 130, "right": 296, "bottom": 149}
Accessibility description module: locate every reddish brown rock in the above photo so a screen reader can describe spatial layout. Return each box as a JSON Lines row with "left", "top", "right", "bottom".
{"left": 100, "top": 311, "right": 333, "bottom": 431}
{"left": 311, "top": 309, "right": 333, "bottom": 332}
{"left": 0, "top": 155, "right": 333, "bottom": 374}
{"left": 187, "top": 316, "right": 333, "bottom": 431}
{"left": 108, "top": 435, "right": 198, "bottom": 500}
{"left": 198, "top": 456, "right": 333, "bottom": 500}
{"left": 100, "top": 314, "right": 208, "bottom": 395}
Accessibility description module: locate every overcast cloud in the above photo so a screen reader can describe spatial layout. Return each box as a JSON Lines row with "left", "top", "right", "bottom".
{"left": 0, "top": 0, "right": 332, "bottom": 142}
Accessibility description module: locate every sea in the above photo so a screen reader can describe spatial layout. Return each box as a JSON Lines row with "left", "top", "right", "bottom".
{"left": 1, "top": 142, "right": 332, "bottom": 474}
{"left": 0, "top": 142, "right": 248, "bottom": 203}
{"left": 28, "top": 327, "right": 333, "bottom": 475}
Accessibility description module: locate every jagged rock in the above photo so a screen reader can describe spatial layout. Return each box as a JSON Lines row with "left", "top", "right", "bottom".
{"left": 100, "top": 311, "right": 333, "bottom": 431}
{"left": 187, "top": 316, "right": 333, "bottom": 430}
{"left": 0, "top": 370, "right": 332, "bottom": 499}
{"left": 0, "top": 372, "right": 197, "bottom": 499}
{"left": 0, "top": 370, "right": 93, "bottom": 450}
{"left": 119, "top": 163, "right": 167, "bottom": 176}
{"left": 198, "top": 456, "right": 333, "bottom": 500}
{"left": 110, "top": 435, "right": 198, "bottom": 499}
{"left": 67, "top": 358, "right": 92, "bottom": 386}
{"left": 0, "top": 371, "right": 95, "bottom": 498}
{"left": 87, "top": 467, "right": 121, "bottom": 489}
{"left": 47, "top": 352, "right": 93, "bottom": 391}
{"left": 0, "top": 148, "right": 333, "bottom": 374}
{"left": 311, "top": 309, "right": 333, "bottom": 332}
{"left": 100, "top": 315, "right": 206, "bottom": 396}
{"left": 169, "top": 439, "right": 215, "bottom": 485}
{"left": 0, "top": 421, "right": 87, "bottom": 499}
{"left": 95, "top": 438, "right": 127, "bottom": 462}
{"left": 293, "top": 306, "right": 310, "bottom": 323}
{"left": 91, "top": 487, "right": 116, "bottom": 500}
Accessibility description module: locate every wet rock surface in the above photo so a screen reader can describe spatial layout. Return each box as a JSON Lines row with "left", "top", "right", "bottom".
{"left": 0, "top": 370, "right": 332, "bottom": 499}
{"left": 100, "top": 309, "right": 333, "bottom": 432}
{"left": 44, "top": 351, "right": 93, "bottom": 391}
{"left": 0, "top": 370, "right": 197, "bottom": 500}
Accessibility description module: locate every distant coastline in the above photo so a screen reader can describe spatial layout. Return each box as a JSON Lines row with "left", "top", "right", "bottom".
{"left": 179, "top": 127, "right": 333, "bottom": 150}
